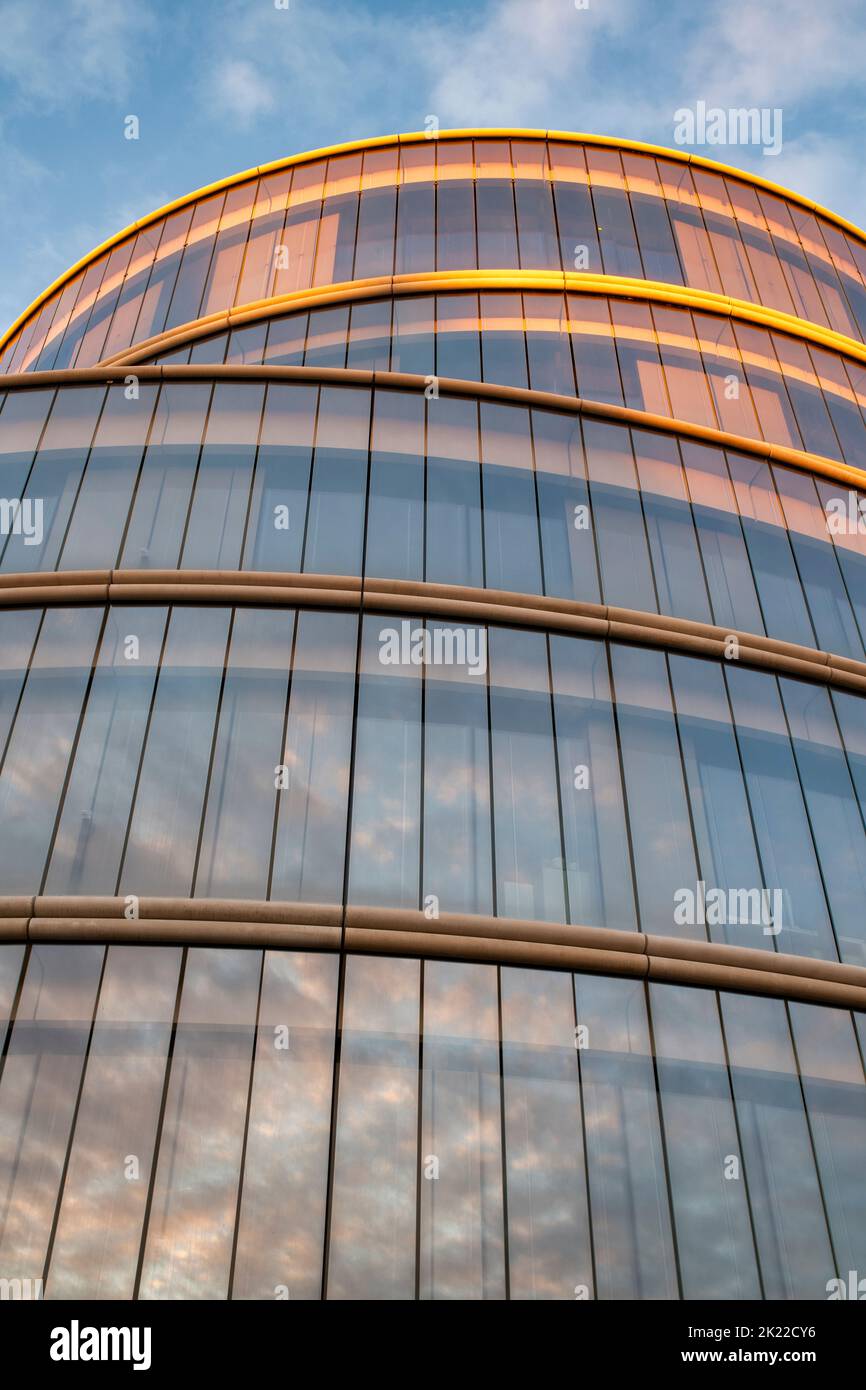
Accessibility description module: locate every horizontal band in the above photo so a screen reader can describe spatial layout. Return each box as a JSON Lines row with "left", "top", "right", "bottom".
{"left": 0, "top": 362, "right": 863, "bottom": 493}
{"left": 0, "top": 895, "right": 863, "bottom": 1011}
{"left": 4, "top": 127, "right": 866, "bottom": 362}
{"left": 0, "top": 567, "right": 865, "bottom": 695}
{"left": 97, "top": 270, "right": 866, "bottom": 380}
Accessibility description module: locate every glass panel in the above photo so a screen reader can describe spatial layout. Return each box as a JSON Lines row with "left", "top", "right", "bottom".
{"left": 327, "top": 955, "right": 420, "bottom": 1300}
{"left": 632, "top": 429, "right": 711, "bottom": 623}
{"left": 435, "top": 294, "right": 481, "bottom": 383}
{"left": 119, "top": 383, "right": 212, "bottom": 570}
{"left": 0, "top": 607, "right": 41, "bottom": 759}
{"left": 727, "top": 451, "right": 817, "bottom": 648}
{"left": 180, "top": 383, "right": 266, "bottom": 570}
{"left": 225, "top": 322, "right": 267, "bottom": 366}
{"left": 263, "top": 310, "right": 308, "bottom": 367}
{"left": 436, "top": 178, "right": 477, "bottom": 271}
{"left": 489, "top": 627, "right": 566, "bottom": 922}
{"left": 346, "top": 299, "right": 392, "bottom": 372}
{"left": 622, "top": 153, "right": 683, "bottom": 284}
{"left": 354, "top": 179, "right": 397, "bottom": 279}
{"left": 45, "top": 945, "right": 182, "bottom": 1300}
{"left": 138, "top": 947, "right": 261, "bottom": 1300}
{"left": 314, "top": 155, "right": 361, "bottom": 287}
{"left": 234, "top": 169, "right": 293, "bottom": 307}
{"left": 533, "top": 409, "right": 599, "bottom": 604}
{"left": 0, "top": 607, "right": 104, "bottom": 892}
{"left": 1, "top": 387, "right": 105, "bottom": 574}
{"left": 480, "top": 293, "right": 527, "bottom": 389}
{"left": 422, "top": 623, "right": 493, "bottom": 915}
{"left": 725, "top": 664, "right": 837, "bottom": 960}
{"left": 303, "top": 387, "right": 370, "bottom": 577}
{"left": 73, "top": 240, "right": 136, "bottom": 369}
{"left": 568, "top": 295, "right": 624, "bottom": 406}
{"left": 232, "top": 950, "right": 339, "bottom": 1300}
{"left": 44, "top": 607, "right": 168, "bottom": 895}
{"left": 391, "top": 297, "right": 434, "bottom": 377}
{"left": 772, "top": 464, "right": 863, "bottom": 660}
{"left": 163, "top": 194, "right": 225, "bottom": 332}
{"left": 0, "top": 388, "right": 55, "bottom": 504}
{"left": 348, "top": 614, "right": 422, "bottom": 907}
{"left": 304, "top": 306, "right": 348, "bottom": 369}
{"left": 549, "top": 636, "right": 636, "bottom": 929}
{"left": 610, "top": 299, "right": 669, "bottom": 416}
{"left": 721, "top": 991, "right": 834, "bottom": 1300}
{"left": 523, "top": 293, "right": 574, "bottom": 396}
{"left": 59, "top": 382, "right": 159, "bottom": 570}
{"left": 550, "top": 144, "right": 601, "bottom": 274}
{"left": 501, "top": 966, "right": 592, "bottom": 1300}
{"left": 788, "top": 1001, "right": 866, "bottom": 1279}
{"left": 242, "top": 383, "right": 316, "bottom": 573}
{"left": 366, "top": 390, "right": 425, "bottom": 582}
{"left": 587, "top": 154, "right": 642, "bottom": 278}
{"left": 609, "top": 644, "right": 699, "bottom": 935}
{"left": 395, "top": 169, "right": 435, "bottom": 274}
{"left": 475, "top": 180, "right": 519, "bottom": 269}
{"left": 120, "top": 607, "right": 231, "bottom": 896}
{"left": 480, "top": 402, "right": 542, "bottom": 594}
{"left": 0, "top": 943, "right": 104, "bottom": 1283}
{"left": 583, "top": 419, "right": 656, "bottom": 610}
{"left": 780, "top": 677, "right": 866, "bottom": 966}
{"left": 195, "top": 608, "right": 295, "bottom": 899}
{"left": 680, "top": 441, "right": 765, "bottom": 633}
{"left": 514, "top": 168, "right": 560, "bottom": 271}
{"left": 668, "top": 652, "right": 768, "bottom": 952}
{"left": 425, "top": 395, "right": 483, "bottom": 587}
{"left": 652, "top": 304, "right": 716, "bottom": 428}
{"left": 270, "top": 609, "right": 357, "bottom": 903}
{"left": 420, "top": 961, "right": 504, "bottom": 1300}
{"left": 574, "top": 973, "right": 678, "bottom": 1299}
{"left": 133, "top": 208, "right": 194, "bottom": 345}
{"left": 649, "top": 982, "right": 761, "bottom": 1298}
{"left": 0, "top": 945, "right": 24, "bottom": 1055}
{"left": 733, "top": 323, "right": 803, "bottom": 450}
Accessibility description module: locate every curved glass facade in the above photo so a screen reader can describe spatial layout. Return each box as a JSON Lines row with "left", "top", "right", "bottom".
{"left": 0, "top": 940, "right": 864, "bottom": 1300}
{"left": 5, "top": 134, "right": 866, "bottom": 375}
{"left": 1, "top": 380, "right": 865, "bottom": 654}
{"left": 149, "top": 288, "right": 866, "bottom": 466}
{"left": 1, "top": 130, "right": 865, "bottom": 1301}
{"left": 2, "top": 603, "right": 866, "bottom": 965}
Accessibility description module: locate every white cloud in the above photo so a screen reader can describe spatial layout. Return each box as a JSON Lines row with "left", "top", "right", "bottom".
{"left": 215, "top": 58, "right": 277, "bottom": 126}
{"left": 0, "top": 0, "right": 153, "bottom": 108}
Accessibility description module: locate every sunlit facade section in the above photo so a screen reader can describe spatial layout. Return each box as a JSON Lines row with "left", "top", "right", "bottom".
{"left": 0, "top": 131, "right": 865, "bottom": 1301}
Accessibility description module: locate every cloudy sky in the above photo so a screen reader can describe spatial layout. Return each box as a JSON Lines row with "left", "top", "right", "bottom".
{"left": 1, "top": 0, "right": 865, "bottom": 331}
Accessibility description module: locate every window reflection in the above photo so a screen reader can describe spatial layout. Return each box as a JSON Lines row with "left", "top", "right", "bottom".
{"left": 0, "top": 942, "right": 861, "bottom": 1299}
{"left": 420, "top": 961, "right": 504, "bottom": 1299}
{"left": 327, "top": 955, "right": 420, "bottom": 1299}
{"left": 139, "top": 948, "right": 261, "bottom": 1300}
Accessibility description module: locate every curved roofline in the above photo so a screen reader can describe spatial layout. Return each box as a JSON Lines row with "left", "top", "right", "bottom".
{"left": 4, "top": 126, "right": 866, "bottom": 361}
{"left": 95, "top": 268, "right": 866, "bottom": 373}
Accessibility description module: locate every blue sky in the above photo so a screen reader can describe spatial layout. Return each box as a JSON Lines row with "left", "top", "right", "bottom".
{"left": 1, "top": 0, "right": 865, "bottom": 332}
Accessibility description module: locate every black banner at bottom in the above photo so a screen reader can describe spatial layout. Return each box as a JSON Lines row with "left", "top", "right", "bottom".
{"left": 3, "top": 1297, "right": 863, "bottom": 1376}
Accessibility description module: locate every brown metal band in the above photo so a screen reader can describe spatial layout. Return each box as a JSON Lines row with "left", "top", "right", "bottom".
{"left": 0, "top": 362, "right": 863, "bottom": 492}
{"left": 0, "top": 896, "right": 864, "bottom": 1012}
{"left": 1, "top": 567, "right": 865, "bottom": 695}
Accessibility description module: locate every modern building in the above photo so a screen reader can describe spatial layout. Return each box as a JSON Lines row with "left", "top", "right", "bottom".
{"left": 0, "top": 129, "right": 865, "bottom": 1301}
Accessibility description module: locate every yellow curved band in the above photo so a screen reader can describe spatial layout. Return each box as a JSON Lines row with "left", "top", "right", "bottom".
{"left": 4, "top": 127, "right": 866, "bottom": 363}
{"left": 96, "top": 268, "right": 866, "bottom": 375}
